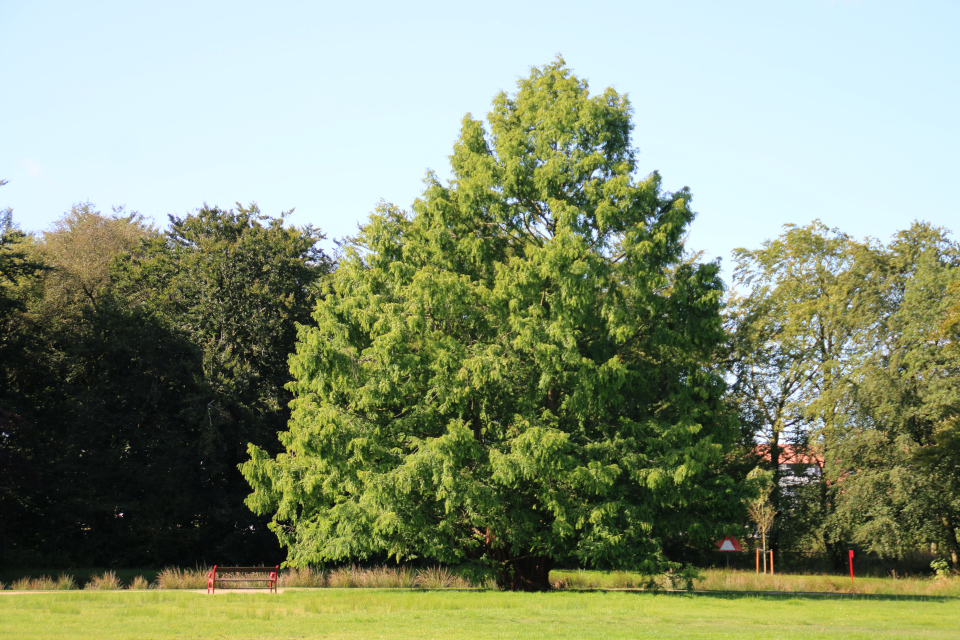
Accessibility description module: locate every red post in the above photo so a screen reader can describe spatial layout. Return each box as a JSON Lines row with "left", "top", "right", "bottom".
{"left": 207, "top": 565, "right": 217, "bottom": 594}
{"left": 848, "top": 550, "right": 855, "bottom": 585}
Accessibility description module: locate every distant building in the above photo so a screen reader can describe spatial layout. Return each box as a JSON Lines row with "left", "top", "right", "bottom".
{"left": 754, "top": 444, "right": 824, "bottom": 489}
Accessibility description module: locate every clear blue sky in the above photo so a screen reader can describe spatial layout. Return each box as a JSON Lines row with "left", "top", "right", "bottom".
{"left": 3, "top": 0, "right": 958, "bottom": 277}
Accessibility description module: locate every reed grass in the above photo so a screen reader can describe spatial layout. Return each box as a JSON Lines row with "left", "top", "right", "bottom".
{"left": 550, "top": 568, "right": 960, "bottom": 596}
{"left": 364, "top": 565, "right": 415, "bottom": 588}
{"left": 551, "top": 569, "right": 671, "bottom": 590}
{"left": 54, "top": 574, "right": 77, "bottom": 590}
{"left": 85, "top": 571, "right": 121, "bottom": 590}
{"left": 413, "top": 566, "right": 473, "bottom": 589}
{"left": 10, "top": 576, "right": 57, "bottom": 590}
{"left": 278, "top": 567, "right": 326, "bottom": 588}
{"left": 155, "top": 567, "right": 208, "bottom": 590}
{"left": 127, "top": 575, "right": 151, "bottom": 590}
{"left": 282, "top": 565, "right": 470, "bottom": 589}
{"left": 693, "top": 568, "right": 960, "bottom": 596}
{"left": 4, "top": 565, "right": 958, "bottom": 596}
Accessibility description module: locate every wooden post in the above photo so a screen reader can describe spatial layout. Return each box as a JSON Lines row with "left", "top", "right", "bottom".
{"left": 770, "top": 550, "right": 775, "bottom": 575}
{"left": 755, "top": 548, "right": 760, "bottom": 574}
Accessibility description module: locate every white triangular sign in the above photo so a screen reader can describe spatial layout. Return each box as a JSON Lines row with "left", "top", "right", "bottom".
{"left": 719, "top": 539, "right": 736, "bottom": 551}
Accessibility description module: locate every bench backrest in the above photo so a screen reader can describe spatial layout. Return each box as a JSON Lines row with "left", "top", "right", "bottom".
{"left": 215, "top": 566, "right": 278, "bottom": 574}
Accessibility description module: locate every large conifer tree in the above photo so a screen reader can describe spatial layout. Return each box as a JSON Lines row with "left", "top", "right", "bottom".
{"left": 243, "top": 59, "right": 743, "bottom": 590}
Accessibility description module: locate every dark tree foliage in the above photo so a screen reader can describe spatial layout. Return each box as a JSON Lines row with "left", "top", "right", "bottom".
{"left": 2, "top": 304, "right": 217, "bottom": 565}
{"left": 110, "top": 203, "right": 333, "bottom": 564}
{"left": 0, "top": 203, "right": 331, "bottom": 567}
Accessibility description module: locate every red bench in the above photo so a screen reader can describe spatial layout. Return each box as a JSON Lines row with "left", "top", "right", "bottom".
{"left": 206, "top": 566, "right": 279, "bottom": 594}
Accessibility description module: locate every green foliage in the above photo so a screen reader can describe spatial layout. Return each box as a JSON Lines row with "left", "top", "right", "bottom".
{"left": 116, "top": 204, "right": 332, "bottom": 432}
{"left": 829, "top": 225, "right": 960, "bottom": 563}
{"left": 37, "top": 203, "right": 152, "bottom": 314}
{"left": 730, "top": 220, "right": 960, "bottom": 567}
{"left": 0, "top": 181, "right": 47, "bottom": 327}
{"left": 1, "top": 203, "right": 160, "bottom": 565}
{"left": 107, "top": 203, "right": 332, "bottom": 561}
{"left": 243, "top": 59, "right": 744, "bottom": 590}
{"left": 1, "top": 202, "right": 331, "bottom": 567}
{"left": 931, "top": 558, "right": 951, "bottom": 578}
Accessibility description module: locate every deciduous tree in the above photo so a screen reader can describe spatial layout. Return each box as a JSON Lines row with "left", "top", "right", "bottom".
{"left": 115, "top": 203, "right": 333, "bottom": 561}
{"left": 730, "top": 221, "right": 960, "bottom": 568}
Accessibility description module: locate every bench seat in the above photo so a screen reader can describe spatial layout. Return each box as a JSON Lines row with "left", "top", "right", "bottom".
{"left": 206, "top": 566, "right": 279, "bottom": 594}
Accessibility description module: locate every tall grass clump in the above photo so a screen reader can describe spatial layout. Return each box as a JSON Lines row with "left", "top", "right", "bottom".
{"left": 608, "top": 571, "right": 640, "bottom": 589}
{"left": 693, "top": 568, "right": 960, "bottom": 596}
{"left": 414, "top": 566, "right": 471, "bottom": 589}
{"left": 325, "top": 565, "right": 404, "bottom": 588}
{"left": 279, "top": 567, "right": 326, "bottom": 588}
{"left": 326, "top": 565, "right": 365, "bottom": 588}
{"left": 319, "top": 565, "right": 472, "bottom": 589}
{"left": 128, "top": 575, "right": 151, "bottom": 590}
{"left": 55, "top": 574, "right": 77, "bottom": 590}
{"left": 11, "top": 576, "right": 56, "bottom": 590}
{"left": 552, "top": 569, "right": 602, "bottom": 590}
{"left": 156, "top": 567, "right": 207, "bottom": 590}
{"left": 369, "top": 566, "right": 415, "bottom": 588}
{"left": 85, "top": 571, "right": 121, "bottom": 590}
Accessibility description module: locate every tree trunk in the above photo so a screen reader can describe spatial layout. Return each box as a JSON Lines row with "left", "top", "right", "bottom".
{"left": 940, "top": 516, "right": 960, "bottom": 570}
{"left": 480, "top": 530, "right": 554, "bottom": 591}
{"left": 494, "top": 553, "right": 554, "bottom": 591}
{"left": 769, "top": 432, "right": 781, "bottom": 551}
{"left": 762, "top": 532, "right": 767, "bottom": 574}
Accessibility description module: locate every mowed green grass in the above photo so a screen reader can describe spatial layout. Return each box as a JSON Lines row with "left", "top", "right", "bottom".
{"left": 2, "top": 589, "right": 959, "bottom": 640}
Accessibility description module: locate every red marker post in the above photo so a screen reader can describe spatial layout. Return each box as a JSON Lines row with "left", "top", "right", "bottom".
{"left": 848, "top": 550, "right": 855, "bottom": 585}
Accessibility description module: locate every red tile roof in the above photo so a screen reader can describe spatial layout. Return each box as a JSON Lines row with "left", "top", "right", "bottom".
{"left": 754, "top": 444, "right": 824, "bottom": 468}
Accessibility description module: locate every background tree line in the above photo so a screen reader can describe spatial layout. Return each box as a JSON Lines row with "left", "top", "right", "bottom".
{"left": 3, "top": 198, "right": 958, "bottom": 575}
{"left": 1, "top": 188, "right": 332, "bottom": 567}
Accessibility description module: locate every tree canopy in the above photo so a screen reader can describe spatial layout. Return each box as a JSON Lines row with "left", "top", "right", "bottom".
{"left": 242, "top": 59, "right": 745, "bottom": 590}
{"left": 729, "top": 220, "right": 960, "bottom": 568}
{"left": 0, "top": 202, "right": 331, "bottom": 566}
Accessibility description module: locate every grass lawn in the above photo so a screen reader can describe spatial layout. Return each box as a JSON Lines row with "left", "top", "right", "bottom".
{"left": 2, "top": 589, "right": 959, "bottom": 639}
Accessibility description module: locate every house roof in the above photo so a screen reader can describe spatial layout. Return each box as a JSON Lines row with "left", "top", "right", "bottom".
{"left": 754, "top": 443, "right": 824, "bottom": 468}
